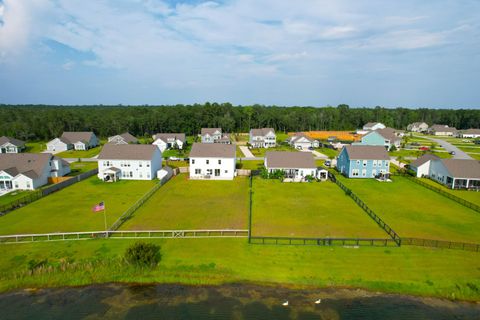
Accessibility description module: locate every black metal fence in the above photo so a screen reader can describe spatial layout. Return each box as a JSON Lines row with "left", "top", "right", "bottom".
{"left": 402, "top": 237, "right": 480, "bottom": 252}
{"left": 0, "top": 169, "right": 98, "bottom": 216}
{"left": 250, "top": 236, "right": 398, "bottom": 247}
{"left": 330, "top": 173, "right": 402, "bottom": 246}
{"left": 400, "top": 175, "right": 480, "bottom": 213}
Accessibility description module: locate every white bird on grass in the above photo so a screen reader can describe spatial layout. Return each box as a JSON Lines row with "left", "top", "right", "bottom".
{"left": 282, "top": 301, "right": 289, "bottom": 306}
{"left": 315, "top": 299, "right": 322, "bottom": 304}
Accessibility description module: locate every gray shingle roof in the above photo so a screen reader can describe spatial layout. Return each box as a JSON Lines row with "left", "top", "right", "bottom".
{"left": 430, "top": 125, "right": 457, "bottom": 133}
{"left": 440, "top": 159, "right": 480, "bottom": 179}
{"left": 98, "top": 144, "right": 158, "bottom": 160}
{"left": 189, "top": 143, "right": 235, "bottom": 158}
{"left": 344, "top": 145, "right": 390, "bottom": 160}
{"left": 0, "top": 136, "right": 25, "bottom": 147}
{"left": 410, "top": 154, "right": 439, "bottom": 168}
{"left": 153, "top": 133, "right": 186, "bottom": 143}
{"left": 289, "top": 133, "right": 314, "bottom": 143}
{"left": 107, "top": 132, "right": 138, "bottom": 144}
{"left": 201, "top": 128, "right": 222, "bottom": 136}
{"left": 265, "top": 151, "right": 316, "bottom": 169}
{"left": 60, "top": 132, "right": 95, "bottom": 144}
{"left": 462, "top": 129, "right": 480, "bottom": 135}
{"left": 364, "top": 122, "right": 382, "bottom": 127}
{"left": 374, "top": 127, "right": 401, "bottom": 142}
{"left": 250, "top": 128, "right": 275, "bottom": 136}
{"left": 0, "top": 153, "right": 52, "bottom": 179}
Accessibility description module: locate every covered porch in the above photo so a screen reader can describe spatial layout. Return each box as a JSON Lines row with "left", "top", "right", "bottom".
{"left": 102, "top": 167, "right": 121, "bottom": 182}
{"left": 447, "top": 177, "right": 480, "bottom": 190}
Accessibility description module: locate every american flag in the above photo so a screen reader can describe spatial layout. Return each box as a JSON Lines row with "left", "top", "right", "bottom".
{"left": 92, "top": 201, "right": 105, "bottom": 212}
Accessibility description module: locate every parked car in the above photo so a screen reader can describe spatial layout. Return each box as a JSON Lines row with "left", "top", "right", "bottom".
{"left": 325, "top": 160, "right": 331, "bottom": 167}
{"left": 419, "top": 146, "right": 430, "bottom": 151}
{"left": 450, "top": 151, "right": 456, "bottom": 155}
{"left": 308, "top": 146, "right": 314, "bottom": 150}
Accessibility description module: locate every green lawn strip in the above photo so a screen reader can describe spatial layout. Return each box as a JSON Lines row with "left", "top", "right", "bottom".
{"left": 336, "top": 175, "right": 480, "bottom": 243}
{"left": 456, "top": 146, "right": 480, "bottom": 153}
{"left": 0, "top": 177, "right": 157, "bottom": 235}
{"left": 251, "top": 178, "right": 387, "bottom": 238}
{"left": 468, "top": 153, "right": 480, "bottom": 160}
{"left": 24, "top": 142, "right": 46, "bottom": 153}
{"left": 250, "top": 144, "right": 297, "bottom": 157}
{"left": 120, "top": 174, "right": 249, "bottom": 230}
{"left": 163, "top": 160, "right": 189, "bottom": 168}
{"left": 68, "top": 161, "right": 98, "bottom": 176}
{"left": 56, "top": 146, "right": 103, "bottom": 158}
{"left": 0, "top": 190, "right": 35, "bottom": 207}
{"left": 314, "top": 147, "right": 339, "bottom": 158}
{"left": 237, "top": 160, "right": 263, "bottom": 170}
{"left": 0, "top": 239, "right": 479, "bottom": 300}
{"left": 418, "top": 178, "right": 480, "bottom": 206}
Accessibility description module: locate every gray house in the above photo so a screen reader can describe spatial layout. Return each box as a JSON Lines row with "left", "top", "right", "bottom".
{"left": 249, "top": 128, "right": 276, "bottom": 148}
{"left": 0, "top": 136, "right": 26, "bottom": 153}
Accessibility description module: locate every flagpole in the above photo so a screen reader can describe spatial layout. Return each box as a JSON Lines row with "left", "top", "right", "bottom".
{"left": 103, "top": 201, "right": 108, "bottom": 231}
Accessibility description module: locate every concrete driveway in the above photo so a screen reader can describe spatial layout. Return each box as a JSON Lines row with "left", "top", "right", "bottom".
{"left": 239, "top": 146, "right": 255, "bottom": 158}
{"left": 418, "top": 136, "right": 472, "bottom": 160}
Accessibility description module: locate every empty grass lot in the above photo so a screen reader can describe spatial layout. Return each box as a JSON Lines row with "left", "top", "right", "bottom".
{"left": 419, "top": 178, "right": 480, "bottom": 206}
{"left": 56, "top": 146, "right": 103, "bottom": 158}
{"left": 0, "top": 177, "right": 157, "bottom": 235}
{"left": 120, "top": 174, "right": 249, "bottom": 230}
{"left": 250, "top": 144, "right": 297, "bottom": 157}
{"left": 68, "top": 161, "right": 98, "bottom": 175}
{"left": 336, "top": 175, "right": 480, "bottom": 243}
{"left": 251, "top": 178, "right": 387, "bottom": 238}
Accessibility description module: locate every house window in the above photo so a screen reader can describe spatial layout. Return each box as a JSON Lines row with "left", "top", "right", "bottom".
{"left": 192, "top": 159, "right": 195, "bottom": 164}
{"left": 218, "top": 159, "right": 221, "bottom": 164}
{"left": 373, "top": 160, "right": 377, "bottom": 167}
{"left": 362, "top": 169, "right": 367, "bottom": 177}
{"left": 225, "top": 170, "right": 228, "bottom": 173}
{"left": 139, "top": 163, "right": 142, "bottom": 167}
{"left": 26, "top": 182, "right": 31, "bottom": 188}
{"left": 195, "top": 169, "right": 201, "bottom": 174}
{"left": 363, "top": 160, "right": 367, "bottom": 167}
{"left": 215, "top": 169, "right": 220, "bottom": 176}
{"left": 147, "top": 163, "right": 150, "bottom": 167}
{"left": 139, "top": 172, "right": 143, "bottom": 178}
{"left": 206, "top": 169, "right": 213, "bottom": 175}
{"left": 356, "top": 160, "right": 360, "bottom": 165}
{"left": 206, "top": 160, "right": 210, "bottom": 164}
{"left": 352, "top": 169, "right": 359, "bottom": 177}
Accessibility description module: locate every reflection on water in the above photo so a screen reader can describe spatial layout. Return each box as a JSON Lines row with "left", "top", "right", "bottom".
{"left": 0, "top": 284, "right": 479, "bottom": 320}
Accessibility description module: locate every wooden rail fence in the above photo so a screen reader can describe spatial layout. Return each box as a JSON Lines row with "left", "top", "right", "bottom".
{"left": 402, "top": 237, "right": 480, "bottom": 252}
{"left": 250, "top": 236, "right": 398, "bottom": 247}
{"left": 0, "top": 229, "right": 249, "bottom": 244}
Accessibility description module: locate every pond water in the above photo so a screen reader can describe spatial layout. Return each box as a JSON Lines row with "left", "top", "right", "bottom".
{"left": 0, "top": 284, "right": 479, "bottom": 320}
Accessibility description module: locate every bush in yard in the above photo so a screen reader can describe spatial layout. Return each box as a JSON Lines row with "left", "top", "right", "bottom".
{"left": 124, "top": 242, "right": 161, "bottom": 267}
{"left": 304, "top": 175, "right": 315, "bottom": 182}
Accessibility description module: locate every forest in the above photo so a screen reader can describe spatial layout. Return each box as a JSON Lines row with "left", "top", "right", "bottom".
{"left": 1, "top": 103, "right": 479, "bottom": 140}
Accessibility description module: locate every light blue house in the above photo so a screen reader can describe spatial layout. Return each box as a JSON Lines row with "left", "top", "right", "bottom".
{"left": 359, "top": 128, "right": 401, "bottom": 151}
{"left": 336, "top": 145, "right": 390, "bottom": 179}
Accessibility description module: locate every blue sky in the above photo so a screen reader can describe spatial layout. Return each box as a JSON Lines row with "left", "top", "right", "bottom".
{"left": 0, "top": 0, "right": 479, "bottom": 108}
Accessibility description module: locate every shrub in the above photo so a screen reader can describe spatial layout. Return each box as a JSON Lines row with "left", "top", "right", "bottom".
{"left": 124, "top": 242, "right": 161, "bottom": 267}
{"left": 304, "top": 175, "right": 315, "bottom": 182}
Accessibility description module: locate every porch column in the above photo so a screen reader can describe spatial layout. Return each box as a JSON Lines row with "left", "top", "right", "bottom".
{"left": 451, "top": 178, "right": 455, "bottom": 189}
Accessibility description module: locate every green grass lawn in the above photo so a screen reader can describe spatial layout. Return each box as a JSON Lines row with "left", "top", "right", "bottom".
{"left": 336, "top": 175, "right": 480, "bottom": 243}
{"left": 467, "top": 153, "right": 480, "bottom": 160}
{"left": 457, "top": 146, "right": 480, "bottom": 153}
{"left": 251, "top": 178, "right": 387, "bottom": 238}
{"left": 0, "top": 190, "right": 35, "bottom": 207}
{"left": 250, "top": 144, "right": 297, "bottom": 157}
{"left": 419, "top": 178, "right": 480, "bottom": 206}
{"left": 0, "top": 239, "right": 479, "bottom": 300}
{"left": 163, "top": 160, "right": 189, "bottom": 168}
{"left": 67, "top": 161, "right": 98, "bottom": 176}
{"left": 25, "top": 141, "right": 46, "bottom": 153}
{"left": 0, "top": 177, "right": 157, "bottom": 235}
{"left": 237, "top": 160, "right": 263, "bottom": 170}
{"left": 56, "top": 146, "right": 103, "bottom": 158}
{"left": 315, "top": 147, "right": 339, "bottom": 158}
{"left": 390, "top": 149, "right": 451, "bottom": 159}
{"left": 120, "top": 174, "right": 249, "bottom": 230}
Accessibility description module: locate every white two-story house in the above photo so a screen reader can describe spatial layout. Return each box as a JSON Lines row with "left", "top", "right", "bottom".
{"left": 201, "top": 128, "right": 223, "bottom": 143}
{"left": 249, "top": 128, "right": 276, "bottom": 148}
{"left": 46, "top": 132, "right": 99, "bottom": 152}
{"left": 152, "top": 133, "right": 186, "bottom": 152}
{"left": 265, "top": 151, "right": 318, "bottom": 182}
{"left": 0, "top": 153, "right": 70, "bottom": 191}
{"left": 97, "top": 144, "right": 162, "bottom": 182}
{"left": 0, "top": 136, "right": 26, "bottom": 153}
{"left": 107, "top": 132, "right": 138, "bottom": 145}
{"left": 362, "top": 122, "right": 386, "bottom": 131}
{"left": 287, "top": 133, "right": 319, "bottom": 150}
{"left": 189, "top": 143, "right": 236, "bottom": 180}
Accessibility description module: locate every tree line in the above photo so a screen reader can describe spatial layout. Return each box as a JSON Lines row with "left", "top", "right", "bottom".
{"left": 1, "top": 103, "right": 479, "bottom": 141}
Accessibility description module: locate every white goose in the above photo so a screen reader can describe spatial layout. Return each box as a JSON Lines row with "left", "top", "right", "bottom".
{"left": 282, "top": 301, "right": 289, "bottom": 306}
{"left": 315, "top": 299, "right": 322, "bottom": 304}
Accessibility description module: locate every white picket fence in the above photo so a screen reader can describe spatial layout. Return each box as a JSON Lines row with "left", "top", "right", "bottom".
{"left": 0, "top": 229, "right": 249, "bottom": 244}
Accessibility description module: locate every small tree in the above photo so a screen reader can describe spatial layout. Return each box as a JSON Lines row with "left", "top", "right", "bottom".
{"left": 124, "top": 242, "right": 161, "bottom": 267}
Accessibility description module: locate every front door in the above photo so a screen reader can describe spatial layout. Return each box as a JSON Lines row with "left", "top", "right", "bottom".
{"left": 214, "top": 169, "right": 220, "bottom": 176}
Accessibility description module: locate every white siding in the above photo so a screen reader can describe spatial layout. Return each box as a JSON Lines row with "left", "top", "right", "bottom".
{"left": 97, "top": 149, "right": 162, "bottom": 181}
{"left": 189, "top": 157, "right": 236, "bottom": 180}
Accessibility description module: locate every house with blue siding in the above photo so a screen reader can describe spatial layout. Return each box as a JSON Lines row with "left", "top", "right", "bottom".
{"left": 336, "top": 145, "right": 390, "bottom": 179}
{"left": 360, "top": 128, "right": 401, "bottom": 150}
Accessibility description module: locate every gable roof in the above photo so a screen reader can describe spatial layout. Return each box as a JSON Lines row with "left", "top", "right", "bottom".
{"left": 0, "top": 136, "right": 25, "bottom": 147}
{"left": 108, "top": 132, "right": 138, "bottom": 144}
{"left": 98, "top": 144, "right": 158, "bottom": 161}
{"left": 265, "top": 151, "right": 316, "bottom": 169}
{"left": 60, "top": 132, "right": 95, "bottom": 144}
{"left": 189, "top": 143, "right": 235, "bottom": 158}
{"left": 343, "top": 145, "right": 390, "bottom": 160}
{"left": 0, "top": 153, "right": 52, "bottom": 179}
{"left": 430, "top": 125, "right": 457, "bottom": 133}
{"left": 289, "top": 133, "right": 314, "bottom": 143}
{"left": 439, "top": 159, "right": 480, "bottom": 179}
{"left": 153, "top": 133, "right": 186, "bottom": 143}
{"left": 373, "top": 127, "right": 401, "bottom": 142}
{"left": 201, "top": 128, "right": 222, "bottom": 136}
{"left": 363, "top": 122, "right": 383, "bottom": 128}
{"left": 410, "top": 154, "right": 439, "bottom": 168}
{"left": 410, "top": 122, "right": 428, "bottom": 127}
{"left": 462, "top": 129, "right": 480, "bottom": 135}
{"left": 250, "top": 128, "right": 275, "bottom": 136}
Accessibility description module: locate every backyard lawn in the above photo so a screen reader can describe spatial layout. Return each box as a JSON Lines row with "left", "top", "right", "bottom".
{"left": 120, "top": 174, "right": 249, "bottom": 230}
{"left": 237, "top": 160, "right": 263, "bottom": 170}
{"left": 56, "top": 146, "right": 103, "bottom": 158}
{"left": 419, "top": 178, "right": 480, "bottom": 206}
{"left": 68, "top": 161, "right": 98, "bottom": 175}
{"left": 25, "top": 142, "right": 46, "bottom": 153}
{"left": 250, "top": 144, "right": 297, "bottom": 157}
{"left": 0, "top": 177, "right": 157, "bottom": 235}
{"left": 0, "top": 190, "right": 34, "bottom": 207}
{"left": 251, "top": 178, "right": 387, "bottom": 238}
{"left": 336, "top": 175, "right": 480, "bottom": 243}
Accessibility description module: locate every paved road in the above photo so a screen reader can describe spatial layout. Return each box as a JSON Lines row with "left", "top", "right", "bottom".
{"left": 417, "top": 136, "right": 472, "bottom": 160}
